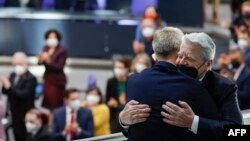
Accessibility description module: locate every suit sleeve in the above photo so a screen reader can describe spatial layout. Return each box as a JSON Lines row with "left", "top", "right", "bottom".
{"left": 77, "top": 110, "right": 94, "bottom": 138}
{"left": 196, "top": 84, "right": 243, "bottom": 141}
{"left": 52, "top": 111, "right": 65, "bottom": 140}
{"left": 2, "top": 75, "right": 37, "bottom": 100}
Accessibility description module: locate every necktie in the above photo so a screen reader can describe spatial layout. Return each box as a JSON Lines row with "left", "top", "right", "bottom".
{"left": 70, "top": 110, "right": 75, "bottom": 141}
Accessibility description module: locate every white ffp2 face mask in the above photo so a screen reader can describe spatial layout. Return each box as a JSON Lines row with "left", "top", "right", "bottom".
{"left": 25, "top": 122, "right": 39, "bottom": 134}
{"left": 238, "top": 39, "right": 249, "bottom": 50}
{"left": 114, "top": 68, "right": 126, "bottom": 78}
{"left": 69, "top": 99, "right": 81, "bottom": 111}
{"left": 86, "top": 94, "right": 100, "bottom": 105}
{"left": 46, "top": 38, "right": 59, "bottom": 48}
{"left": 135, "top": 63, "right": 147, "bottom": 73}
{"left": 142, "top": 27, "right": 155, "bottom": 38}
{"left": 15, "top": 65, "right": 26, "bottom": 76}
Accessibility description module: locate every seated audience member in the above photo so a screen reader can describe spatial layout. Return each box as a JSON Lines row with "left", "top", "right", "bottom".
{"left": 229, "top": 47, "right": 250, "bottom": 110}
{"left": 52, "top": 88, "right": 94, "bottom": 141}
{"left": 25, "top": 108, "right": 53, "bottom": 141}
{"left": 234, "top": 21, "right": 250, "bottom": 67}
{"left": 83, "top": 87, "right": 110, "bottom": 136}
{"left": 130, "top": 53, "right": 151, "bottom": 74}
{"left": 106, "top": 57, "right": 131, "bottom": 133}
{"left": 1, "top": 52, "right": 37, "bottom": 141}
{"left": 0, "top": 102, "right": 6, "bottom": 141}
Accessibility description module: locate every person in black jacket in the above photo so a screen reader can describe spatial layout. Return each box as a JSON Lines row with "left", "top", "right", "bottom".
{"left": 1, "top": 52, "right": 37, "bottom": 141}
{"left": 25, "top": 108, "right": 53, "bottom": 141}
{"left": 105, "top": 57, "right": 131, "bottom": 133}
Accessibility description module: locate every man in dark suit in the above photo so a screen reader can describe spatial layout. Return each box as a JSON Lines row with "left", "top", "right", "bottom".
{"left": 1, "top": 52, "right": 37, "bottom": 141}
{"left": 125, "top": 28, "right": 221, "bottom": 141}
{"left": 25, "top": 108, "right": 53, "bottom": 141}
{"left": 120, "top": 32, "right": 242, "bottom": 141}
{"left": 229, "top": 47, "right": 250, "bottom": 110}
{"left": 52, "top": 88, "right": 94, "bottom": 141}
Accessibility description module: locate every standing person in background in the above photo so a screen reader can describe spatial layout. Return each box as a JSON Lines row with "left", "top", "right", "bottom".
{"left": 38, "top": 29, "right": 67, "bottom": 112}
{"left": 0, "top": 102, "right": 6, "bottom": 141}
{"left": 203, "top": 0, "right": 220, "bottom": 24}
{"left": 83, "top": 87, "right": 110, "bottom": 136}
{"left": 105, "top": 57, "right": 131, "bottom": 133}
{"left": 1, "top": 52, "right": 37, "bottom": 141}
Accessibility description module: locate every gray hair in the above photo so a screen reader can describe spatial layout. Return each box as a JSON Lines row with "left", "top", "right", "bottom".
{"left": 13, "top": 52, "right": 28, "bottom": 64}
{"left": 152, "top": 27, "right": 184, "bottom": 58}
{"left": 182, "top": 32, "right": 216, "bottom": 61}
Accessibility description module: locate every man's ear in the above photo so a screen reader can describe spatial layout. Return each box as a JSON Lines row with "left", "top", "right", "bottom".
{"left": 207, "top": 60, "right": 213, "bottom": 70}
{"left": 152, "top": 53, "right": 158, "bottom": 62}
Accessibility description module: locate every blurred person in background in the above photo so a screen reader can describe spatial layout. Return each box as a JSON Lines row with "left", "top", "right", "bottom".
{"left": 130, "top": 53, "right": 151, "bottom": 74}
{"left": 203, "top": 0, "right": 220, "bottom": 24}
{"left": 133, "top": 18, "right": 156, "bottom": 65}
{"left": 52, "top": 88, "right": 94, "bottom": 141}
{"left": 1, "top": 52, "right": 37, "bottom": 141}
{"left": 229, "top": 47, "right": 250, "bottom": 110}
{"left": 234, "top": 21, "right": 250, "bottom": 67}
{"left": 231, "top": 0, "right": 247, "bottom": 19}
{"left": 105, "top": 57, "right": 131, "bottom": 133}
{"left": 220, "top": 47, "right": 250, "bottom": 110}
{"left": 0, "top": 102, "right": 6, "bottom": 141}
{"left": 82, "top": 87, "right": 110, "bottom": 136}
{"left": 25, "top": 108, "right": 53, "bottom": 141}
{"left": 133, "top": 6, "right": 166, "bottom": 55}
{"left": 38, "top": 29, "right": 67, "bottom": 112}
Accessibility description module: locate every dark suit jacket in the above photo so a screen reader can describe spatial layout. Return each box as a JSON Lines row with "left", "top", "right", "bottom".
{"left": 41, "top": 45, "right": 67, "bottom": 86}
{"left": 2, "top": 71, "right": 37, "bottom": 121}
{"left": 52, "top": 106, "right": 94, "bottom": 141}
{"left": 2, "top": 71, "right": 37, "bottom": 141}
{"left": 126, "top": 61, "right": 220, "bottom": 141}
{"left": 105, "top": 77, "right": 119, "bottom": 120}
{"left": 235, "top": 66, "right": 250, "bottom": 110}
{"left": 196, "top": 70, "right": 243, "bottom": 141}
{"left": 26, "top": 126, "right": 53, "bottom": 141}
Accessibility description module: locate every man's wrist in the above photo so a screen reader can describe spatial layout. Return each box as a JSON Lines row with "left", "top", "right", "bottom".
{"left": 119, "top": 117, "right": 129, "bottom": 129}
{"left": 189, "top": 115, "right": 199, "bottom": 134}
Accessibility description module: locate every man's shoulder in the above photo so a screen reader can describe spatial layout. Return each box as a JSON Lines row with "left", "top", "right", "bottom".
{"left": 53, "top": 106, "right": 65, "bottom": 116}
{"left": 208, "top": 71, "right": 236, "bottom": 87}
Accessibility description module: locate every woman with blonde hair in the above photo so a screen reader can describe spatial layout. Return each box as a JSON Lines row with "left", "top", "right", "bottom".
{"left": 131, "top": 53, "right": 152, "bottom": 73}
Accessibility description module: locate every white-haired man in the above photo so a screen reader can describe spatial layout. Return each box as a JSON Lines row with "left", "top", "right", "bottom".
{"left": 120, "top": 33, "right": 242, "bottom": 141}
{"left": 0, "top": 52, "right": 37, "bottom": 141}
{"left": 124, "top": 28, "right": 222, "bottom": 141}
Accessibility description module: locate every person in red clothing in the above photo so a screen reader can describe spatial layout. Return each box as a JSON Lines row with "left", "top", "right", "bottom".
{"left": 38, "top": 29, "right": 67, "bottom": 111}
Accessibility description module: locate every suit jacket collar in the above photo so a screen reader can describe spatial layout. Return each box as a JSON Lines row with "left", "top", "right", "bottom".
{"left": 236, "top": 66, "right": 250, "bottom": 84}
{"left": 154, "top": 61, "right": 177, "bottom": 72}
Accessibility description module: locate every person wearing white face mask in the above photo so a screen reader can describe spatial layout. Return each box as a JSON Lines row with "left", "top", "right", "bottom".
{"left": 133, "top": 19, "right": 156, "bottom": 58}
{"left": 25, "top": 109, "right": 53, "bottom": 141}
{"left": 52, "top": 88, "right": 94, "bottom": 141}
{"left": 105, "top": 57, "right": 130, "bottom": 133}
{"left": 131, "top": 53, "right": 151, "bottom": 74}
{"left": 0, "top": 52, "right": 37, "bottom": 141}
{"left": 82, "top": 87, "right": 110, "bottom": 136}
{"left": 38, "top": 29, "right": 68, "bottom": 112}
